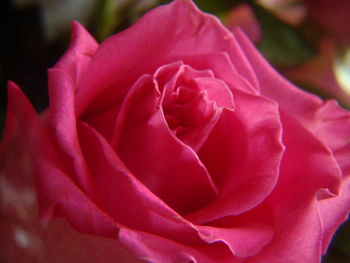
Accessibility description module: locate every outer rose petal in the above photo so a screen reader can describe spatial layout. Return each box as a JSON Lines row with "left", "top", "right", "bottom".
{"left": 119, "top": 228, "right": 242, "bottom": 263}
{"left": 78, "top": 121, "right": 276, "bottom": 259}
{"left": 47, "top": 21, "right": 98, "bottom": 195}
{"left": 318, "top": 176, "right": 350, "bottom": 253}
{"left": 5, "top": 82, "right": 118, "bottom": 238}
{"left": 0, "top": 146, "right": 142, "bottom": 263}
{"left": 1, "top": 84, "right": 140, "bottom": 263}
{"left": 244, "top": 110, "right": 343, "bottom": 263}
{"left": 76, "top": 0, "right": 259, "bottom": 116}
{"left": 233, "top": 28, "right": 350, "bottom": 177}
{"left": 77, "top": 121, "right": 205, "bottom": 245}
{"left": 197, "top": 223, "right": 273, "bottom": 258}
{"left": 43, "top": 218, "right": 143, "bottom": 263}
{"left": 245, "top": 200, "right": 323, "bottom": 263}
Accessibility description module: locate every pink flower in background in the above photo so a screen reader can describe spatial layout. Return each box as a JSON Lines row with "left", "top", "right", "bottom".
{"left": 305, "top": 0, "right": 350, "bottom": 46}
{"left": 258, "top": 0, "right": 306, "bottom": 25}
{"left": 228, "top": 0, "right": 350, "bottom": 108}
{"left": 226, "top": 4, "right": 262, "bottom": 43}
{"left": 259, "top": 0, "right": 350, "bottom": 45}
{"left": 284, "top": 38, "right": 350, "bottom": 107}
{"left": 1, "top": 0, "right": 350, "bottom": 262}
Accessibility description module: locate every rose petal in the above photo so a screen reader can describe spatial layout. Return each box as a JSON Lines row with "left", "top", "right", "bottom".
{"left": 187, "top": 89, "right": 284, "bottom": 223}
{"left": 0, "top": 163, "right": 139, "bottom": 263}
{"left": 82, "top": 104, "right": 122, "bottom": 142}
{"left": 311, "top": 100, "right": 350, "bottom": 175}
{"left": 43, "top": 218, "right": 142, "bottom": 263}
{"left": 48, "top": 69, "right": 95, "bottom": 196}
{"left": 182, "top": 52, "right": 257, "bottom": 94}
{"left": 192, "top": 77, "right": 234, "bottom": 109}
{"left": 318, "top": 176, "right": 350, "bottom": 253}
{"left": 244, "top": 110, "right": 344, "bottom": 262}
{"left": 232, "top": 27, "right": 323, "bottom": 115}
{"left": 119, "top": 228, "right": 242, "bottom": 263}
{"left": 1, "top": 82, "right": 20, "bottom": 149}
{"left": 78, "top": 121, "right": 274, "bottom": 258}
{"left": 51, "top": 21, "right": 98, "bottom": 82}
{"left": 198, "top": 222, "right": 273, "bottom": 257}
{"left": 112, "top": 73, "right": 218, "bottom": 214}
{"left": 78, "top": 121, "right": 205, "bottom": 245}
{"left": 5, "top": 82, "right": 117, "bottom": 237}
{"left": 76, "top": 0, "right": 258, "bottom": 116}
{"left": 47, "top": 21, "right": 98, "bottom": 195}
{"left": 233, "top": 28, "right": 350, "bottom": 177}
{"left": 245, "top": 200, "right": 323, "bottom": 263}
{"left": 156, "top": 63, "right": 232, "bottom": 150}
{"left": 265, "top": 110, "right": 342, "bottom": 212}
{"left": 164, "top": 94, "right": 221, "bottom": 151}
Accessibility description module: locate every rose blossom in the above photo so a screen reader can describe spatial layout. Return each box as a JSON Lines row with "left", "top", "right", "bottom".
{"left": 1, "top": 0, "right": 350, "bottom": 262}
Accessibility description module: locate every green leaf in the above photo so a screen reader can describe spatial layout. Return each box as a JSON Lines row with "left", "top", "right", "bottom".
{"left": 93, "top": 0, "right": 120, "bottom": 41}
{"left": 158, "top": 0, "right": 243, "bottom": 15}
{"left": 192, "top": 0, "right": 243, "bottom": 14}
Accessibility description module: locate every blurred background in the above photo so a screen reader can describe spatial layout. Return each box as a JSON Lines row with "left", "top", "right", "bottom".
{"left": 0, "top": 0, "right": 349, "bottom": 262}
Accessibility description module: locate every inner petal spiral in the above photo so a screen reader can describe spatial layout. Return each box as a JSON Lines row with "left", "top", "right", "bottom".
{"left": 154, "top": 62, "right": 235, "bottom": 150}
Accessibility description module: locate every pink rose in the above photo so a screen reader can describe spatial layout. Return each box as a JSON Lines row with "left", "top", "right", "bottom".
{"left": 1, "top": 0, "right": 350, "bottom": 262}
